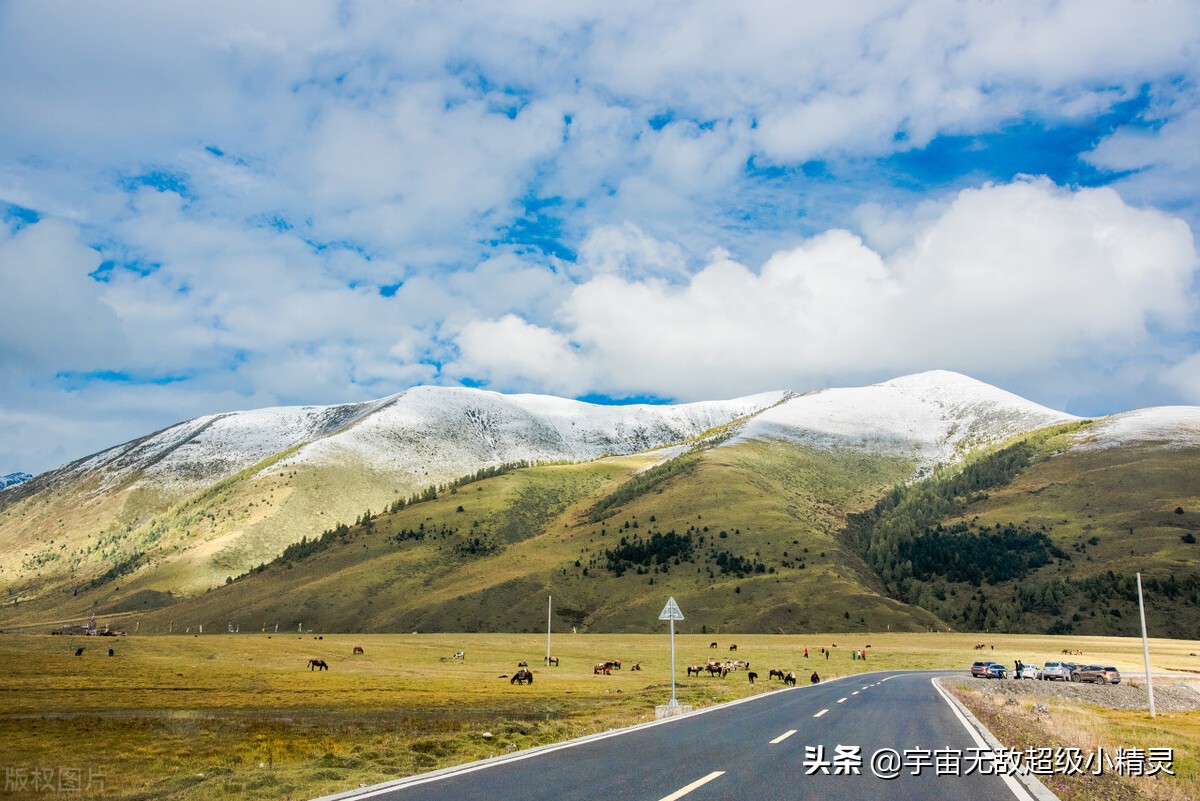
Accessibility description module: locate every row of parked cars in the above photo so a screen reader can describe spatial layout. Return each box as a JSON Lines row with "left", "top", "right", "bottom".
{"left": 969, "top": 660, "right": 1122, "bottom": 684}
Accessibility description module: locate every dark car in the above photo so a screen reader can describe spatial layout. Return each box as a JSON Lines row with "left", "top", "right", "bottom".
{"left": 1073, "top": 665, "right": 1121, "bottom": 684}
{"left": 970, "top": 660, "right": 1007, "bottom": 679}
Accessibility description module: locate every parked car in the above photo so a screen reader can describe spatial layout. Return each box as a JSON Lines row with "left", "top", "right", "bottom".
{"left": 1040, "top": 661, "right": 1076, "bottom": 681}
{"left": 971, "top": 660, "right": 1007, "bottom": 679}
{"left": 1072, "top": 665, "right": 1121, "bottom": 684}
{"left": 1017, "top": 663, "right": 1041, "bottom": 680}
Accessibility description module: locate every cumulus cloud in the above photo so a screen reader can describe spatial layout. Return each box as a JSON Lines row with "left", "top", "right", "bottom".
{"left": 0, "top": 219, "right": 126, "bottom": 378}
{"left": 3, "top": 3, "right": 1200, "bottom": 475}
{"left": 452, "top": 179, "right": 1199, "bottom": 399}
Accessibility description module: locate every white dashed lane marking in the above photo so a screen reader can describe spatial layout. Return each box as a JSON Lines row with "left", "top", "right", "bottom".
{"left": 769, "top": 729, "right": 797, "bottom": 744}
{"left": 814, "top": 709, "right": 828, "bottom": 718}
{"left": 658, "top": 771, "right": 725, "bottom": 801}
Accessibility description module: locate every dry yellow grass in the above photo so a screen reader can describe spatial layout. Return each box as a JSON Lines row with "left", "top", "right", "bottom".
{"left": 1, "top": 631, "right": 1197, "bottom": 799}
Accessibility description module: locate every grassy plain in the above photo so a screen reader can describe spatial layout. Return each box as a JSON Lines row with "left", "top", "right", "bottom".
{"left": 2, "top": 631, "right": 1198, "bottom": 800}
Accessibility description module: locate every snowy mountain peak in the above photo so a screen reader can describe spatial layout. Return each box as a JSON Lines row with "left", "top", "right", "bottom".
{"left": 1073, "top": 407, "right": 1200, "bottom": 451}
{"left": 0, "top": 472, "right": 32, "bottom": 490}
{"left": 732, "top": 371, "right": 1080, "bottom": 467}
{"left": 37, "top": 385, "right": 787, "bottom": 493}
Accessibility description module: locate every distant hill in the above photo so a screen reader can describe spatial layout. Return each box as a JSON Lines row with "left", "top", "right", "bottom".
{"left": 1, "top": 372, "right": 1196, "bottom": 637}
{"left": 0, "top": 473, "right": 31, "bottom": 489}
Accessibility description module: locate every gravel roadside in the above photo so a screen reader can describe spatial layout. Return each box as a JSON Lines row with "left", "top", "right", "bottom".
{"left": 945, "top": 675, "right": 1200, "bottom": 713}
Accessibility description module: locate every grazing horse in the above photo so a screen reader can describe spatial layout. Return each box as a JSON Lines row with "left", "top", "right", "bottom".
{"left": 517, "top": 661, "right": 528, "bottom": 668}
{"left": 769, "top": 668, "right": 785, "bottom": 681}
{"left": 747, "top": 671, "right": 758, "bottom": 684}
{"left": 630, "top": 663, "right": 641, "bottom": 671}
{"left": 605, "top": 659, "right": 622, "bottom": 670}
{"left": 783, "top": 671, "right": 797, "bottom": 686}
{"left": 74, "top": 647, "right": 84, "bottom": 656}
{"left": 729, "top": 644, "right": 737, "bottom": 651}
{"left": 108, "top": 648, "right": 114, "bottom": 657}
{"left": 453, "top": 651, "right": 465, "bottom": 659}
{"left": 545, "top": 656, "right": 559, "bottom": 666}
{"left": 510, "top": 669, "right": 534, "bottom": 685}
{"left": 353, "top": 646, "right": 364, "bottom": 655}
{"left": 710, "top": 642, "right": 718, "bottom": 649}
{"left": 706, "top": 664, "right": 727, "bottom": 677}
{"left": 308, "top": 659, "right": 329, "bottom": 671}
{"left": 593, "top": 663, "right": 611, "bottom": 675}
{"left": 687, "top": 665, "right": 704, "bottom": 677}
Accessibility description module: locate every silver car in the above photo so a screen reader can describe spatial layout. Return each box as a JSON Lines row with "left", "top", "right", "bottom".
{"left": 1041, "top": 660, "right": 1075, "bottom": 681}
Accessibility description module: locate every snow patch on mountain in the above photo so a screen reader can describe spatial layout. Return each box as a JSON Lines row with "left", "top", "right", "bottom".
{"left": 1073, "top": 407, "right": 1200, "bottom": 450}
{"left": 37, "top": 387, "right": 784, "bottom": 493}
{"left": 0, "top": 472, "right": 32, "bottom": 490}
{"left": 279, "top": 386, "right": 786, "bottom": 481}
{"left": 731, "top": 370, "right": 1080, "bottom": 468}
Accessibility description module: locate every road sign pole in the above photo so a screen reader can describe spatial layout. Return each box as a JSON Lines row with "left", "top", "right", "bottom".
{"left": 670, "top": 617, "right": 677, "bottom": 707}
{"left": 658, "top": 596, "right": 684, "bottom": 709}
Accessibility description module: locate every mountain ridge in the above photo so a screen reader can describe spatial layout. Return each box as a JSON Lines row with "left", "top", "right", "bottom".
{"left": 1, "top": 370, "right": 1197, "bottom": 636}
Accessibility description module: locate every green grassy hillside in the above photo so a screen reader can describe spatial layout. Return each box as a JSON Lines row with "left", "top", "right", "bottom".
{"left": 5, "top": 420, "right": 1199, "bottom": 637}
{"left": 845, "top": 427, "right": 1200, "bottom": 638}
{"left": 7, "top": 439, "right": 948, "bottom": 634}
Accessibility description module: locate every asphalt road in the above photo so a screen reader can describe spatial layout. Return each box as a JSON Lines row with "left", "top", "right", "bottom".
{"left": 324, "top": 670, "right": 1043, "bottom": 801}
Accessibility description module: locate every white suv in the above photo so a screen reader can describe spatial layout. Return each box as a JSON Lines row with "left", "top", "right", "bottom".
{"left": 1041, "top": 661, "right": 1074, "bottom": 681}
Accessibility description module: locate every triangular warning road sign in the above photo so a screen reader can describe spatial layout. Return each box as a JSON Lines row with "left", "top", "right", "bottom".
{"left": 658, "top": 596, "right": 684, "bottom": 621}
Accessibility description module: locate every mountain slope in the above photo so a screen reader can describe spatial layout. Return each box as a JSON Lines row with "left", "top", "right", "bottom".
{"left": 1, "top": 371, "right": 1195, "bottom": 636}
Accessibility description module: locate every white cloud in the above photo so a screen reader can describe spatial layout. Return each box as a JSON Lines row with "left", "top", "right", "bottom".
{"left": 3, "top": 2, "right": 1200, "bottom": 475}
{"left": 453, "top": 179, "right": 1199, "bottom": 399}
{"left": 0, "top": 219, "right": 125, "bottom": 377}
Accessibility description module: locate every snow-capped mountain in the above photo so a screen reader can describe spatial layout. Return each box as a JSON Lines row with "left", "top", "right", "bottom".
{"left": 0, "top": 472, "right": 32, "bottom": 489}
{"left": 33, "top": 386, "right": 787, "bottom": 493}
{"left": 1072, "top": 406, "right": 1200, "bottom": 451}
{"left": 733, "top": 370, "right": 1081, "bottom": 467}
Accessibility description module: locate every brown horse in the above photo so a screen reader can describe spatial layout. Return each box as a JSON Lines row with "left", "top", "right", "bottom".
{"left": 783, "top": 671, "right": 797, "bottom": 686}
{"left": 510, "top": 669, "right": 534, "bottom": 685}
{"left": 593, "top": 663, "right": 611, "bottom": 675}
{"left": 353, "top": 646, "right": 364, "bottom": 655}
{"left": 308, "top": 659, "right": 329, "bottom": 671}
{"left": 687, "top": 665, "right": 704, "bottom": 677}
{"left": 769, "top": 668, "right": 785, "bottom": 681}
{"left": 545, "top": 656, "right": 559, "bottom": 666}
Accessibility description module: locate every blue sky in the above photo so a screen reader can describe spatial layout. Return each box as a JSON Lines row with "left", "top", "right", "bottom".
{"left": 1, "top": 1, "right": 1199, "bottom": 476}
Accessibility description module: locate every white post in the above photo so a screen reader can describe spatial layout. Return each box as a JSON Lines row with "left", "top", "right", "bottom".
{"left": 658, "top": 597, "right": 684, "bottom": 711}
{"left": 1137, "top": 573, "right": 1156, "bottom": 718}
{"left": 546, "top": 595, "right": 552, "bottom": 665}
{"left": 669, "top": 617, "right": 678, "bottom": 707}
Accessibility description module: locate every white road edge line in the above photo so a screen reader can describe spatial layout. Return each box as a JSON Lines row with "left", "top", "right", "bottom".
{"left": 658, "top": 771, "right": 725, "bottom": 801}
{"left": 813, "top": 708, "right": 828, "bottom": 718}
{"left": 769, "top": 729, "right": 797, "bottom": 744}
{"left": 930, "top": 678, "right": 1048, "bottom": 801}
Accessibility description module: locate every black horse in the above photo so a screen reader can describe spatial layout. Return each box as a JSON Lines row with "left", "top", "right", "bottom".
{"left": 308, "top": 659, "right": 329, "bottom": 671}
{"left": 510, "top": 669, "right": 534, "bottom": 685}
